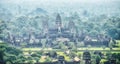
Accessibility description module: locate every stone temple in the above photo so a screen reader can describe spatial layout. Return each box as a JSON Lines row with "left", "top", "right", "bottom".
{"left": 5, "top": 13, "right": 110, "bottom": 47}
{"left": 39, "top": 13, "right": 78, "bottom": 42}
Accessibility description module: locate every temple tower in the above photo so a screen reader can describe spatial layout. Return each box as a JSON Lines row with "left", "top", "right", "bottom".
{"left": 42, "top": 20, "right": 49, "bottom": 36}
{"left": 56, "top": 14, "right": 62, "bottom": 33}
{"left": 68, "top": 20, "right": 76, "bottom": 35}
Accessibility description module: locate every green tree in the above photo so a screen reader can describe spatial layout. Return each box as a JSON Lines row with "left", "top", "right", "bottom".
{"left": 95, "top": 54, "right": 101, "bottom": 64}
{"left": 0, "top": 42, "right": 6, "bottom": 62}
{"left": 0, "top": 42, "right": 25, "bottom": 63}
{"left": 0, "top": 20, "right": 6, "bottom": 40}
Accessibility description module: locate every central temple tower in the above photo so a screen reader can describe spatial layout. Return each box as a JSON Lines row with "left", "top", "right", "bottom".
{"left": 56, "top": 14, "right": 62, "bottom": 33}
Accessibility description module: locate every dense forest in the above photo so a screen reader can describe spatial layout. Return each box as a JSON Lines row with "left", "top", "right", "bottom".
{"left": 0, "top": 4, "right": 120, "bottom": 41}
{"left": 0, "top": 0, "right": 120, "bottom": 48}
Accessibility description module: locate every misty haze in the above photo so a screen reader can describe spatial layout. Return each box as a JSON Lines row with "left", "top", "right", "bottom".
{"left": 0, "top": 0, "right": 120, "bottom": 64}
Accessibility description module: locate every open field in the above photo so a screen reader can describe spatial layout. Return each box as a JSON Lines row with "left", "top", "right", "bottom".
{"left": 23, "top": 40, "right": 120, "bottom": 51}
{"left": 22, "top": 47, "right": 120, "bottom": 52}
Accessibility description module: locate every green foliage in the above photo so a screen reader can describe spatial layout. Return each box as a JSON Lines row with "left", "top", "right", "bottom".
{"left": 34, "top": 57, "right": 40, "bottom": 62}
{"left": 112, "top": 53, "right": 120, "bottom": 61}
{"left": 0, "top": 20, "right": 6, "bottom": 40}
{"left": 0, "top": 20, "right": 6, "bottom": 33}
{"left": 31, "top": 51, "right": 42, "bottom": 61}
{"left": 106, "top": 52, "right": 112, "bottom": 60}
{"left": 69, "top": 52, "right": 77, "bottom": 58}
{"left": 0, "top": 42, "right": 25, "bottom": 63}
{"left": 0, "top": 43, "right": 6, "bottom": 61}
{"left": 95, "top": 54, "right": 101, "bottom": 61}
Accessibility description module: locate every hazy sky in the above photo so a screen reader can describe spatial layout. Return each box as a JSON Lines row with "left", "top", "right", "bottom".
{"left": 0, "top": 0, "right": 119, "bottom": 6}
{"left": 0, "top": 0, "right": 120, "bottom": 12}
{"left": 0, "top": 0, "right": 118, "bottom": 3}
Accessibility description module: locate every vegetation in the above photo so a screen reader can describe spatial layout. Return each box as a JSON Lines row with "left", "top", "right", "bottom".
{"left": 0, "top": 42, "right": 25, "bottom": 64}
{"left": 0, "top": 41, "right": 120, "bottom": 64}
{"left": 0, "top": 0, "right": 120, "bottom": 64}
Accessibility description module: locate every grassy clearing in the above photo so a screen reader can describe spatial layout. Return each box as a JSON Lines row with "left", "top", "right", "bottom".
{"left": 22, "top": 40, "right": 120, "bottom": 53}
{"left": 23, "top": 48, "right": 52, "bottom": 51}
{"left": 23, "top": 47, "right": 120, "bottom": 52}
{"left": 116, "top": 40, "right": 120, "bottom": 43}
